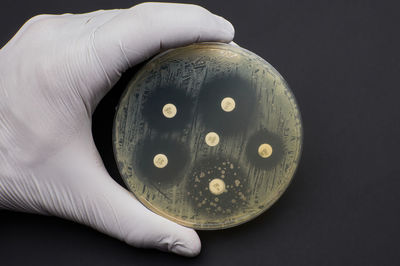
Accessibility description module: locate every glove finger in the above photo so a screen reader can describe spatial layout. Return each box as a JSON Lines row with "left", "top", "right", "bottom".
{"left": 92, "top": 2, "right": 234, "bottom": 80}
{"left": 4, "top": 9, "right": 120, "bottom": 49}
{"left": 77, "top": 9, "right": 122, "bottom": 27}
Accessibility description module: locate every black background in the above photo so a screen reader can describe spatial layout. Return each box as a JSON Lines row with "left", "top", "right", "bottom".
{"left": 1, "top": 0, "right": 400, "bottom": 265}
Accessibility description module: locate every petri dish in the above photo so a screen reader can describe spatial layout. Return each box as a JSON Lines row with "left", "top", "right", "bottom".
{"left": 113, "top": 42, "right": 302, "bottom": 230}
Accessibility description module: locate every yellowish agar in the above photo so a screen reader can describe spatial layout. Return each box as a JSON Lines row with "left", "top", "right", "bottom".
{"left": 258, "top": 143, "right": 273, "bottom": 158}
{"left": 209, "top": 178, "right": 226, "bottom": 195}
{"left": 162, "top": 103, "right": 177, "bottom": 118}
{"left": 113, "top": 43, "right": 303, "bottom": 230}
{"left": 205, "top": 132, "right": 220, "bottom": 146}
{"left": 153, "top": 154, "right": 168, "bottom": 168}
{"left": 221, "top": 97, "right": 236, "bottom": 112}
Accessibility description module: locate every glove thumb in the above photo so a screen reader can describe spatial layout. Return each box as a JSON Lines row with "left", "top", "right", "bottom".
{"left": 88, "top": 171, "right": 202, "bottom": 257}
{"left": 41, "top": 130, "right": 201, "bottom": 257}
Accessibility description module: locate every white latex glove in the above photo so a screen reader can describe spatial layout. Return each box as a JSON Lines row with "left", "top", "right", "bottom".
{"left": 0, "top": 2, "right": 234, "bottom": 257}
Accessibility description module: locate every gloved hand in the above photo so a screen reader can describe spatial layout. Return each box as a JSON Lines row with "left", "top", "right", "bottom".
{"left": 0, "top": 2, "right": 234, "bottom": 257}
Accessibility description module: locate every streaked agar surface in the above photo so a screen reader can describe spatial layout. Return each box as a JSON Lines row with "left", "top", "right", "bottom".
{"left": 113, "top": 42, "right": 302, "bottom": 229}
